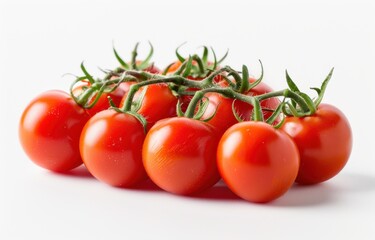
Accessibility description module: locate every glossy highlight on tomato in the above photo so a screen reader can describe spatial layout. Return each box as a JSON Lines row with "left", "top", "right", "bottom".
{"left": 80, "top": 109, "right": 147, "bottom": 187}
{"left": 281, "top": 103, "right": 352, "bottom": 184}
{"left": 217, "top": 121, "right": 300, "bottom": 203}
{"left": 19, "top": 90, "right": 89, "bottom": 172}
{"left": 142, "top": 117, "right": 221, "bottom": 195}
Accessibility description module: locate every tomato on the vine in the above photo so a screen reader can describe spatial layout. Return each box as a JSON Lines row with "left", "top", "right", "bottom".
{"left": 120, "top": 83, "right": 178, "bottom": 130}
{"left": 80, "top": 109, "right": 147, "bottom": 187}
{"left": 202, "top": 78, "right": 280, "bottom": 134}
{"left": 19, "top": 90, "right": 89, "bottom": 172}
{"left": 281, "top": 103, "right": 352, "bottom": 184}
{"left": 217, "top": 121, "right": 300, "bottom": 203}
{"left": 142, "top": 117, "right": 221, "bottom": 195}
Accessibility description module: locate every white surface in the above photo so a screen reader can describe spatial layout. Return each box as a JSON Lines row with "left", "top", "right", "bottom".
{"left": 1, "top": 0, "right": 375, "bottom": 239}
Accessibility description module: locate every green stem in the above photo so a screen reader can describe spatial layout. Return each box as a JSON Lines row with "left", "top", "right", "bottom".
{"left": 256, "top": 89, "right": 311, "bottom": 113}
{"left": 121, "top": 76, "right": 205, "bottom": 112}
{"left": 76, "top": 86, "right": 97, "bottom": 106}
{"left": 185, "top": 91, "right": 204, "bottom": 118}
{"left": 192, "top": 54, "right": 205, "bottom": 75}
{"left": 184, "top": 87, "right": 263, "bottom": 121}
{"left": 131, "top": 43, "right": 139, "bottom": 70}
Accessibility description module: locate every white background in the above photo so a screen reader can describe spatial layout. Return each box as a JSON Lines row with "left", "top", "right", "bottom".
{"left": 1, "top": 0, "right": 375, "bottom": 239}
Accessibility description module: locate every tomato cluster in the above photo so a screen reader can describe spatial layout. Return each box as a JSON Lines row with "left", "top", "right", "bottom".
{"left": 19, "top": 43, "right": 352, "bottom": 203}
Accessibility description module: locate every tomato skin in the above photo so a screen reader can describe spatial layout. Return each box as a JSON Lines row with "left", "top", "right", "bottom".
{"left": 73, "top": 82, "right": 132, "bottom": 117}
{"left": 120, "top": 83, "right": 178, "bottom": 131}
{"left": 143, "top": 64, "right": 160, "bottom": 74}
{"left": 142, "top": 117, "right": 221, "bottom": 195}
{"left": 80, "top": 109, "right": 147, "bottom": 187}
{"left": 19, "top": 90, "right": 89, "bottom": 172}
{"left": 203, "top": 79, "right": 280, "bottom": 134}
{"left": 217, "top": 121, "right": 299, "bottom": 203}
{"left": 280, "top": 104, "right": 352, "bottom": 184}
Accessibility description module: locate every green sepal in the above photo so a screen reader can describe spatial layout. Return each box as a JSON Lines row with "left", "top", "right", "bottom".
{"left": 210, "top": 47, "right": 218, "bottom": 71}
{"left": 239, "top": 65, "right": 250, "bottom": 93}
{"left": 298, "top": 92, "right": 316, "bottom": 114}
{"left": 126, "top": 111, "right": 148, "bottom": 134}
{"left": 226, "top": 67, "right": 242, "bottom": 91}
{"left": 162, "top": 62, "right": 174, "bottom": 75}
{"left": 283, "top": 102, "right": 305, "bottom": 117}
{"left": 131, "top": 42, "right": 140, "bottom": 70}
{"left": 193, "top": 97, "right": 210, "bottom": 120}
{"left": 131, "top": 86, "right": 148, "bottom": 112}
{"left": 80, "top": 62, "right": 95, "bottom": 85}
{"left": 217, "top": 49, "right": 229, "bottom": 65}
{"left": 314, "top": 67, "right": 334, "bottom": 107}
{"left": 231, "top": 100, "right": 244, "bottom": 123}
{"left": 191, "top": 54, "right": 205, "bottom": 75}
{"left": 266, "top": 101, "right": 285, "bottom": 125}
{"left": 137, "top": 41, "right": 154, "bottom": 70}
{"left": 107, "top": 96, "right": 118, "bottom": 109}
{"left": 175, "top": 42, "right": 187, "bottom": 63}
{"left": 85, "top": 85, "right": 106, "bottom": 109}
{"left": 201, "top": 100, "right": 218, "bottom": 122}
{"left": 285, "top": 70, "right": 300, "bottom": 109}
{"left": 202, "top": 46, "right": 209, "bottom": 64}
{"left": 285, "top": 70, "right": 300, "bottom": 92}
{"left": 69, "top": 76, "right": 86, "bottom": 105}
{"left": 176, "top": 99, "right": 185, "bottom": 117}
{"left": 274, "top": 116, "right": 286, "bottom": 129}
{"left": 248, "top": 60, "right": 264, "bottom": 90}
{"left": 310, "top": 87, "right": 321, "bottom": 95}
{"left": 174, "top": 59, "right": 188, "bottom": 76}
{"left": 113, "top": 45, "right": 130, "bottom": 69}
{"left": 182, "top": 56, "right": 193, "bottom": 78}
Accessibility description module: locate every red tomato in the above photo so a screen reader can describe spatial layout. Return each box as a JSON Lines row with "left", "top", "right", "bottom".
{"left": 120, "top": 83, "right": 178, "bottom": 130}
{"left": 142, "top": 117, "right": 221, "bottom": 195}
{"left": 202, "top": 78, "right": 280, "bottom": 134}
{"left": 217, "top": 121, "right": 300, "bottom": 203}
{"left": 19, "top": 90, "right": 89, "bottom": 172}
{"left": 280, "top": 104, "right": 352, "bottom": 184}
{"left": 73, "top": 81, "right": 133, "bottom": 117}
{"left": 80, "top": 109, "right": 147, "bottom": 187}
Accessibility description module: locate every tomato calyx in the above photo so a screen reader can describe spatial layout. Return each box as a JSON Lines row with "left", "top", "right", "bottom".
{"left": 282, "top": 67, "right": 334, "bottom": 117}
{"left": 70, "top": 63, "right": 137, "bottom": 109}
{"left": 107, "top": 97, "right": 148, "bottom": 133}
{"left": 112, "top": 41, "right": 157, "bottom": 72}
{"left": 164, "top": 44, "right": 228, "bottom": 79}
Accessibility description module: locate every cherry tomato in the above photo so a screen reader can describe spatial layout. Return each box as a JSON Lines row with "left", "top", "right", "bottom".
{"left": 80, "top": 109, "right": 147, "bottom": 187}
{"left": 217, "top": 121, "right": 300, "bottom": 203}
{"left": 120, "top": 83, "right": 178, "bottom": 130}
{"left": 73, "top": 81, "right": 133, "bottom": 117}
{"left": 142, "top": 117, "right": 221, "bottom": 195}
{"left": 202, "top": 78, "right": 280, "bottom": 134}
{"left": 19, "top": 90, "right": 90, "bottom": 172}
{"left": 280, "top": 104, "right": 352, "bottom": 184}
